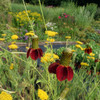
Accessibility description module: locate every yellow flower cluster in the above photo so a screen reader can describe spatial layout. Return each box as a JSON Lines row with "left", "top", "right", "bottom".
{"left": 72, "top": 50, "right": 76, "bottom": 52}
{"left": 2, "top": 34, "right": 6, "bottom": 37}
{"left": 11, "top": 35, "right": 18, "bottom": 40}
{"left": 76, "top": 41, "right": 83, "bottom": 45}
{"left": 45, "top": 31, "right": 58, "bottom": 37}
{"left": 0, "top": 38, "right": 5, "bottom": 41}
{"left": 10, "top": 11, "right": 42, "bottom": 26}
{"left": 8, "top": 43, "right": 18, "bottom": 49}
{"left": 80, "top": 62, "right": 89, "bottom": 66}
{"left": 0, "top": 91, "right": 12, "bottom": 100}
{"left": 87, "top": 56, "right": 95, "bottom": 60}
{"left": 89, "top": 53, "right": 95, "bottom": 56}
{"left": 10, "top": 63, "right": 14, "bottom": 70}
{"left": 46, "top": 38, "right": 55, "bottom": 42}
{"left": 65, "top": 36, "right": 71, "bottom": 39}
{"left": 41, "top": 53, "right": 59, "bottom": 63}
{"left": 38, "top": 89, "right": 48, "bottom": 100}
{"left": 75, "top": 45, "right": 84, "bottom": 50}
{"left": 25, "top": 31, "right": 34, "bottom": 36}
{"left": 26, "top": 46, "right": 29, "bottom": 50}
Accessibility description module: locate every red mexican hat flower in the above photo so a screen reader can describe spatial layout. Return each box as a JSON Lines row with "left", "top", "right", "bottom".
{"left": 27, "top": 35, "right": 43, "bottom": 60}
{"left": 85, "top": 45, "right": 92, "bottom": 54}
{"left": 48, "top": 48, "right": 74, "bottom": 81}
{"left": 27, "top": 48, "right": 43, "bottom": 60}
{"left": 48, "top": 62, "right": 73, "bottom": 81}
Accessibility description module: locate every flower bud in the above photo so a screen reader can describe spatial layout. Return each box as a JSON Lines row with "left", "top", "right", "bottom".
{"left": 60, "top": 48, "right": 72, "bottom": 66}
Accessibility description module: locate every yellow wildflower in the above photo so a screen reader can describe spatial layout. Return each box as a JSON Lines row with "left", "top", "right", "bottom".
{"left": 76, "top": 41, "right": 83, "bottom": 45}
{"left": 11, "top": 35, "right": 18, "bottom": 40}
{"left": 82, "top": 48, "right": 86, "bottom": 50}
{"left": 25, "top": 31, "right": 34, "bottom": 36}
{"left": 47, "top": 38, "right": 55, "bottom": 42}
{"left": 26, "top": 47, "right": 29, "bottom": 50}
{"left": 38, "top": 89, "right": 48, "bottom": 100}
{"left": 80, "top": 47, "right": 84, "bottom": 50}
{"left": 41, "top": 57, "right": 48, "bottom": 63}
{"left": 75, "top": 45, "right": 84, "bottom": 50}
{"left": 8, "top": 44, "right": 18, "bottom": 49}
{"left": 45, "top": 31, "right": 58, "bottom": 37}
{"left": 53, "top": 54, "right": 59, "bottom": 59}
{"left": 89, "top": 53, "right": 95, "bottom": 56}
{"left": 10, "top": 63, "right": 14, "bottom": 70}
{"left": 87, "top": 56, "right": 95, "bottom": 60}
{"left": 65, "top": 36, "right": 71, "bottom": 39}
{"left": 50, "top": 39, "right": 55, "bottom": 42}
{"left": 50, "top": 58, "right": 54, "bottom": 62}
{"left": 41, "top": 53, "right": 59, "bottom": 63}
{"left": 0, "top": 38, "right": 5, "bottom": 41}
{"left": 1, "top": 34, "right": 6, "bottom": 37}
{"left": 0, "top": 91, "right": 13, "bottom": 100}
{"left": 81, "top": 62, "right": 89, "bottom": 66}
{"left": 75, "top": 45, "right": 81, "bottom": 48}
{"left": 72, "top": 50, "right": 76, "bottom": 52}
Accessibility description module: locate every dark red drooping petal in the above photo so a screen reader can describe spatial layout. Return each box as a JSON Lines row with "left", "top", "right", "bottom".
{"left": 95, "top": 59, "right": 99, "bottom": 62}
{"left": 85, "top": 47, "right": 92, "bottom": 54}
{"left": 56, "top": 65, "right": 67, "bottom": 81}
{"left": 66, "top": 66, "right": 73, "bottom": 81}
{"left": 30, "top": 49, "right": 39, "bottom": 60}
{"left": 38, "top": 48, "right": 43, "bottom": 58}
{"left": 48, "top": 62, "right": 59, "bottom": 74}
{"left": 27, "top": 48, "right": 32, "bottom": 58}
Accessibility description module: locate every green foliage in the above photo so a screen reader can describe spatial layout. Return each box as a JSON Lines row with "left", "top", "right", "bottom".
{"left": 85, "top": 3, "right": 97, "bottom": 16}
{"left": 95, "top": 7, "right": 100, "bottom": 20}
{"left": 0, "top": 0, "right": 11, "bottom": 30}
{"left": 86, "top": 33, "right": 100, "bottom": 43}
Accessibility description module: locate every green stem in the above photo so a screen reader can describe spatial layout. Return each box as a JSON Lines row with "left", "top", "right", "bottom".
{"left": 32, "top": 61, "right": 36, "bottom": 100}
{"left": 66, "top": 39, "right": 68, "bottom": 48}
{"left": 22, "top": 0, "right": 35, "bottom": 33}
{"left": 38, "top": 0, "right": 47, "bottom": 31}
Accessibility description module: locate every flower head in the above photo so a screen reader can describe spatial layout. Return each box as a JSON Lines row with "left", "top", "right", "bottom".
{"left": 0, "top": 91, "right": 13, "bottom": 100}
{"left": 27, "top": 35, "right": 43, "bottom": 60}
{"left": 89, "top": 53, "right": 95, "bottom": 56}
{"left": 58, "top": 16, "right": 61, "bottom": 19}
{"left": 10, "top": 63, "right": 14, "bottom": 70}
{"left": 75, "top": 45, "right": 83, "bottom": 50}
{"left": 46, "top": 38, "right": 55, "bottom": 42}
{"left": 76, "top": 41, "right": 83, "bottom": 45}
{"left": 85, "top": 47, "right": 92, "bottom": 54}
{"left": 48, "top": 48, "right": 73, "bottom": 81}
{"left": 38, "top": 89, "right": 48, "bottom": 100}
{"left": 95, "top": 59, "right": 100, "bottom": 62}
{"left": 2, "top": 34, "right": 6, "bottom": 37}
{"left": 72, "top": 50, "right": 76, "bottom": 52}
{"left": 8, "top": 44, "right": 18, "bottom": 49}
{"left": 45, "top": 31, "right": 58, "bottom": 37}
{"left": 27, "top": 48, "right": 43, "bottom": 60}
{"left": 41, "top": 53, "right": 59, "bottom": 63}
{"left": 11, "top": 35, "right": 18, "bottom": 40}
{"left": 0, "top": 38, "right": 5, "bottom": 41}
{"left": 80, "top": 62, "right": 89, "bottom": 66}
{"left": 65, "top": 36, "right": 71, "bottom": 39}
{"left": 65, "top": 15, "right": 68, "bottom": 18}
{"left": 48, "top": 63, "right": 73, "bottom": 81}
{"left": 87, "top": 56, "right": 95, "bottom": 60}
{"left": 25, "top": 31, "right": 34, "bottom": 36}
